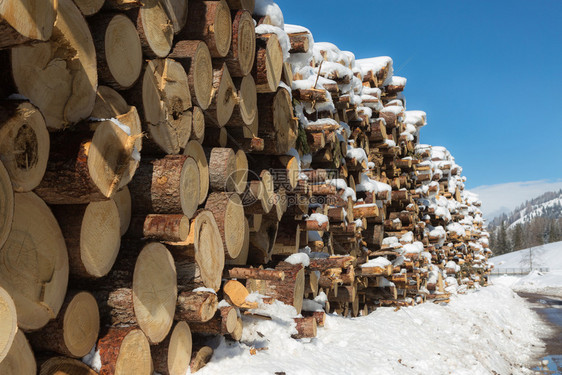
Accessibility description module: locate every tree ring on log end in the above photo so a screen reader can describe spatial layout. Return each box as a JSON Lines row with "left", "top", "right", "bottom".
{"left": 264, "top": 33, "right": 283, "bottom": 92}
{"left": 140, "top": 0, "right": 174, "bottom": 58}
{"left": 194, "top": 211, "right": 225, "bottom": 291}
{"left": 184, "top": 141, "right": 209, "bottom": 205}
{"left": 0, "top": 192, "right": 68, "bottom": 331}
{"left": 40, "top": 357, "right": 98, "bottom": 375}
{"left": 81, "top": 200, "right": 121, "bottom": 277}
{"left": 225, "top": 193, "right": 245, "bottom": 258}
{"left": 105, "top": 14, "right": 143, "bottom": 89}
{"left": 235, "top": 11, "right": 256, "bottom": 76}
{"left": 0, "top": 286, "right": 17, "bottom": 363}
{"left": 63, "top": 292, "right": 100, "bottom": 357}
{"left": 194, "top": 43, "right": 214, "bottom": 110}
{"left": 237, "top": 74, "right": 257, "bottom": 125}
{"left": 180, "top": 157, "right": 201, "bottom": 218}
{"left": 114, "top": 329, "right": 152, "bottom": 375}
{"left": 214, "top": 0, "right": 233, "bottom": 58}
{"left": 0, "top": 330, "right": 35, "bottom": 375}
{"left": 0, "top": 161, "right": 13, "bottom": 249}
{"left": 133, "top": 243, "right": 177, "bottom": 344}
{"left": 0, "top": 0, "right": 57, "bottom": 41}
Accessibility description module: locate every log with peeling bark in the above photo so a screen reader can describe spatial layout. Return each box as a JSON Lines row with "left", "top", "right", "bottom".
{"left": 129, "top": 213, "right": 191, "bottom": 242}
{"left": 189, "top": 306, "right": 238, "bottom": 335}
{"left": 51, "top": 200, "right": 121, "bottom": 279}
{"left": 175, "top": 291, "right": 218, "bottom": 322}
{"left": 97, "top": 327, "right": 152, "bottom": 375}
{"left": 168, "top": 210, "right": 225, "bottom": 291}
{"left": 169, "top": 40, "right": 213, "bottom": 110}
{"left": 253, "top": 32, "right": 283, "bottom": 93}
{"left": 126, "top": 0, "right": 174, "bottom": 58}
{"left": 205, "top": 62, "right": 236, "bottom": 127}
{"left": 35, "top": 121, "right": 136, "bottom": 204}
{"left": 40, "top": 356, "right": 98, "bottom": 375}
{"left": 0, "top": 330, "right": 35, "bottom": 375}
{"left": 205, "top": 192, "right": 246, "bottom": 259}
{"left": 129, "top": 155, "right": 200, "bottom": 218}
{"left": 228, "top": 267, "right": 285, "bottom": 281}
{"left": 292, "top": 316, "right": 317, "bottom": 339}
{"left": 288, "top": 31, "right": 310, "bottom": 53}
{"left": 190, "top": 346, "right": 213, "bottom": 373}
{"left": 0, "top": 161, "right": 13, "bottom": 250}
{"left": 206, "top": 147, "right": 238, "bottom": 192}
{"left": 219, "top": 10, "right": 256, "bottom": 77}
{"left": 151, "top": 321, "right": 192, "bottom": 375}
{"left": 90, "top": 13, "right": 142, "bottom": 90}
{"left": 0, "top": 192, "right": 68, "bottom": 331}
{"left": 0, "top": 0, "right": 56, "bottom": 49}
{"left": 257, "top": 86, "right": 298, "bottom": 154}
{"left": 10, "top": 0, "right": 97, "bottom": 130}
{"left": 258, "top": 262, "right": 305, "bottom": 314}
{"left": 130, "top": 58, "right": 192, "bottom": 155}
{"left": 0, "top": 101, "right": 49, "bottom": 192}
{"left": 0, "top": 286, "right": 16, "bottom": 363}
{"left": 229, "top": 75, "right": 258, "bottom": 127}
{"left": 28, "top": 291, "right": 99, "bottom": 358}
{"left": 181, "top": 0, "right": 232, "bottom": 58}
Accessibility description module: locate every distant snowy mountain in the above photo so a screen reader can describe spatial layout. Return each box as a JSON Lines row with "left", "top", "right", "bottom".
{"left": 490, "top": 189, "right": 562, "bottom": 228}
{"left": 489, "top": 241, "right": 562, "bottom": 270}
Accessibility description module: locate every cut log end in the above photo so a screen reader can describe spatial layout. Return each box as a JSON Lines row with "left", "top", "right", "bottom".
{"left": 0, "top": 330, "right": 35, "bottom": 375}
{"left": 0, "top": 286, "right": 17, "bottom": 363}
{"left": 40, "top": 357, "right": 98, "bottom": 375}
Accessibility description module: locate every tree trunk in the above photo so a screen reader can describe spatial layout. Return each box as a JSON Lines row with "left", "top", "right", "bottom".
{"left": 128, "top": 214, "right": 191, "bottom": 242}
{"left": 218, "top": 10, "right": 255, "bottom": 77}
{"left": 252, "top": 33, "right": 283, "bottom": 93}
{"left": 97, "top": 327, "right": 152, "bottom": 375}
{"left": 0, "top": 330, "right": 35, "bottom": 375}
{"left": 0, "top": 192, "right": 68, "bottom": 331}
{"left": 126, "top": 0, "right": 173, "bottom": 58}
{"left": 181, "top": 0, "right": 232, "bottom": 58}
{"left": 189, "top": 306, "right": 237, "bottom": 335}
{"left": 151, "top": 321, "right": 192, "bottom": 375}
{"left": 10, "top": 0, "right": 97, "bottom": 130}
{"left": 51, "top": 200, "right": 121, "bottom": 279}
{"left": 288, "top": 32, "right": 310, "bottom": 53}
{"left": 129, "top": 155, "right": 200, "bottom": 218}
{"left": 248, "top": 217, "right": 278, "bottom": 264}
{"left": 28, "top": 291, "right": 99, "bottom": 358}
{"left": 0, "top": 101, "right": 49, "bottom": 192}
{"left": 205, "top": 62, "right": 236, "bottom": 127}
{"left": 205, "top": 192, "right": 246, "bottom": 259}
{"left": 206, "top": 147, "right": 237, "bottom": 192}
{"left": 226, "top": 216, "right": 250, "bottom": 266}
{"left": 34, "top": 121, "right": 136, "bottom": 204}
{"left": 175, "top": 291, "right": 218, "bottom": 322}
{"left": 228, "top": 267, "right": 285, "bottom": 281}
{"left": 169, "top": 40, "right": 213, "bottom": 110}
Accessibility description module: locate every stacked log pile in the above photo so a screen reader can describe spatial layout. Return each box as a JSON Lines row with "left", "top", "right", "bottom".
{"left": 0, "top": 0, "right": 491, "bottom": 373}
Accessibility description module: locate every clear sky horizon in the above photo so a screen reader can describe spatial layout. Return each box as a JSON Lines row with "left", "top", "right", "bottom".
{"left": 280, "top": 0, "right": 562, "bottom": 190}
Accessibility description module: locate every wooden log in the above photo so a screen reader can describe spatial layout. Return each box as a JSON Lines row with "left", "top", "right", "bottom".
{"left": 303, "top": 310, "right": 325, "bottom": 327}
{"left": 131, "top": 58, "right": 192, "bottom": 155}
{"left": 189, "top": 306, "right": 238, "bottom": 335}
{"left": 292, "top": 316, "right": 317, "bottom": 339}
{"left": 142, "top": 214, "right": 191, "bottom": 242}
{"left": 261, "top": 262, "right": 304, "bottom": 314}
{"left": 0, "top": 101, "right": 49, "bottom": 192}
{"left": 51, "top": 200, "right": 121, "bottom": 279}
{"left": 175, "top": 291, "right": 218, "bottom": 322}
{"left": 90, "top": 13, "right": 142, "bottom": 89}
{"left": 126, "top": 0, "right": 173, "bottom": 58}
{"left": 184, "top": 141, "right": 209, "bottom": 205}
{"left": 226, "top": 0, "right": 255, "bottom": 12}
{"left": 229, "top": 317, "right": 244, "bottom": 341}
{"left": 28, "top": 291, "right": 99, "bottom": 358}
{"left": 353, "top": 203, "right": 380, "bottom": 219}
{"left": 129, "top": 155, "right": 200, "bottom": 218}
{"left": 151, "top": 321, "right": 192, "bottom": 375}
{"left": 190, "top": 106, "right": 206, "bottom": 143}
{"left": 257, "top": 86, "right": 297, "bottom": 155}
{"left": 0, "top": 286, "right": 17, "bottom": 363}
{"left": 288, "top": 31, "right": 310, "bottom": 53}
{"left": 248, "top": 154, "right": 299, "bottom": 191}
{"left": 205, "top": 62, "right": 236, "bottom": 127}
{"left": 253, "top": 33, "right": 283, "bottom": 93}
{"left": 205, "top": 192, "right": 246, "bottom": 260}
{"left": 169, "top": 40, "right": 213, "bottom": 110}
{"left": 226, "top": 216, "right": 250, "bottom": 266}
{"left": 0, "top": 192, "right": 68, "bottom": 331}
{"left": 97, "top": 327, "right": 152, "bottom": 375}
{"left": 34, "top": 121, "right": 136, "bottom": 204}
{"left": 223, "top": 280, "right": 258, "bottom": 309}
{"left": 73, "top": 0, "right": 105, "bottom": 15}
{"left": 190, "top": 346, "right": 213, "bottom": 373}
{"left": 169, "top": 210, "right": 225, "bottom": 291}
{"left": 206, "top": 147, "right": 237, "bottom": 192}
{"left": 0, "top": 161, "right": 13, "bottom": 249}
{"left": 229, "top": 75, "right": 258, "bottom": 127}
{"left": 162, "top": 0, "right": 189, "bottom": 34}
{"left": 0, "top": 330, "right": 35, "bottom": 375}
{"left": 114, "top": 187, "right": 132, "bottom": 236}
{"left": 229, "top": 267, "right": 285, "bottom": 281}
{"left": 219, "top": 9, "right": 255, "bottom": 77}
{"left": 40, "top": 357, "right": 97, "bottom": 375}
{"left": 309, "top": 256, "right": 355, "bottom": 271}
{"left": 0, "top": 0, "right": 56, "bottom": 49}
{"left": 10, "top": 0, "right": 97, "bottom": 130}
{"left": 181, "top": 0, "right": 232, "bottom": 58}
{"left": 304, "top": 271, "right": 319, "bottom": 298}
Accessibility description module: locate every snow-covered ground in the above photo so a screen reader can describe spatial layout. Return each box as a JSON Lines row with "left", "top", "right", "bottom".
{"left": 490, "top": 241, "right": 562, "bottom": 297}
{"left": 197, "top": 286, "right": 547, "bottom": 375}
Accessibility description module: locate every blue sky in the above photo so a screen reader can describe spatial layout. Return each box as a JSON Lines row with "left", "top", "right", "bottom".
{"left": 280, "top": 0, "right": 562, "bottom": 190}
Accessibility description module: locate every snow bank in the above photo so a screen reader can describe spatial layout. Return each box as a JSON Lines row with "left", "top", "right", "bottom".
{"left": 197, "top": 286, "right": 546, "bottom": 375}
{"left": 493, "top": 270, "right": 562, "bottom": 298}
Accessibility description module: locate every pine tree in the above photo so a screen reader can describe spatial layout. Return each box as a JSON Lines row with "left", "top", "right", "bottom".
{"left": 496, "top": 222, "right": 510, "bottom": 255}
{"left": 512, "top": 224, "right": 524, "bottom": 251}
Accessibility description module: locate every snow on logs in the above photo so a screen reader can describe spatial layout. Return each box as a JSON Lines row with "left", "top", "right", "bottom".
{"left": 0, "top": 0, "right": 491, "bottom": 372}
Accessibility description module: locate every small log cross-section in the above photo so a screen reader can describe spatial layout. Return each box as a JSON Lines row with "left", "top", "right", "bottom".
{"left": 205, "top": 192, "right": 246, "bottom": 259}
{"left": 182, "top": 0, "right": 232, "bottom": 58}
{"left": 0, "top": 192, "right": 68, "bottom": 331}
{"left": 28, "top": 291, "right": 100, "bottom": 358}
{"left": 258, "top": 86, "right": 297, "bottom": 155}
{"left": 253, "top": 32, "right": 283, "bottom": 93}
{"left": 190, "top": 346, "right": 214, "bottom": 373}
{"left": 127, "top": 0, "right": 174, "bottom": 58}
{"left": 184, "top": 141, "right": 210, "bottom": 205}
{"left": 129, "top": 155, "right": 200, "bottom": 218}
{"left": 0, "top": 101, "right": 49, "bottom": 192}
{"left": 205, "top": 62, "right": 236, "bottom": 127}
{"left": 189, "top": 306, "right": 238, "bottom": 335}
{"left": 220, "top": 10, "right": 256, "bottom": 77}
{"left": 175, "top": 291, "right": 218, "bottom": 323}
{"left": 97, "top": 327, "right": 152, "bottom": 375}
{"left": 11, "top": 0, "right": 97, "bottom": 130}
{"left": 151, "top": 321, "right": 193, "bottom": 375}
